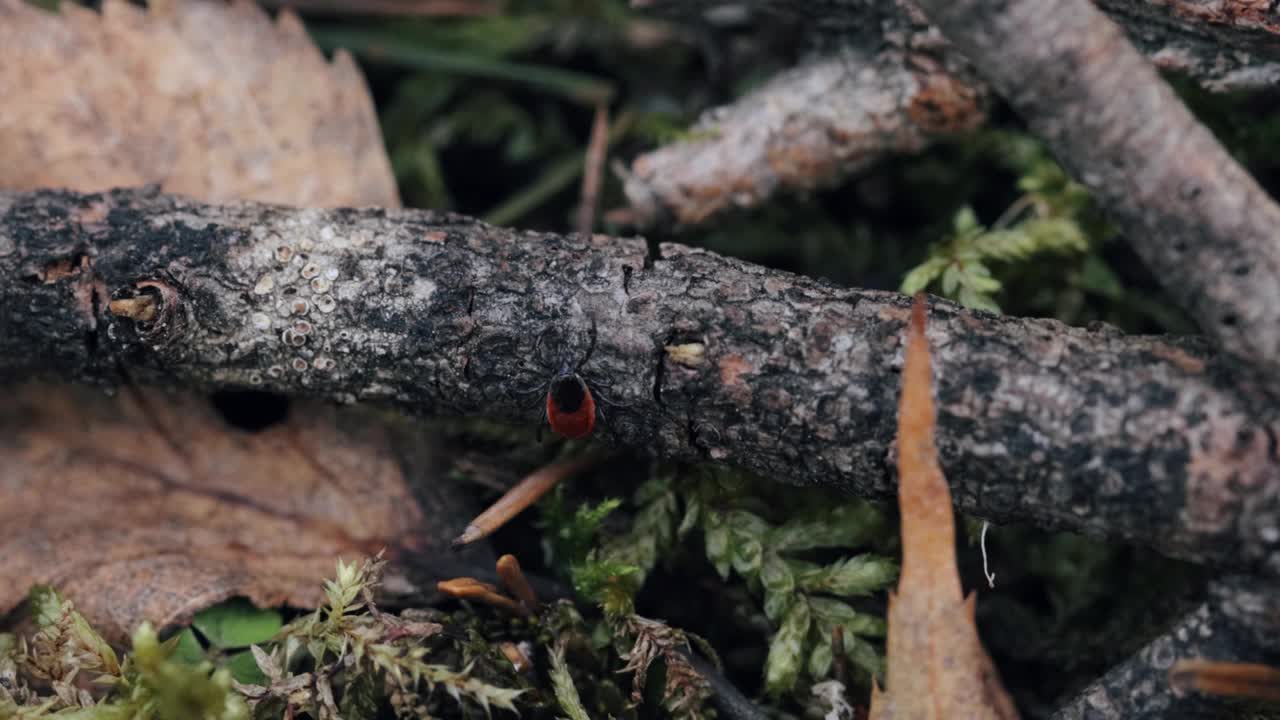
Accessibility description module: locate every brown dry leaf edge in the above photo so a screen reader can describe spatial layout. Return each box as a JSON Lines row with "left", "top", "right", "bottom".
{"left": 0, "top": 381, "right": 435, "bottom": 644}
{"left": 869, "top": 294, "right": 1020, "bottom": 720}
{"left": 0, "top": 0, "right": 400, "bottom": 209}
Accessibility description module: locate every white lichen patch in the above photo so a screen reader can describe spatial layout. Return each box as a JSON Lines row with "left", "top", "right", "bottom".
{"left": 412, "top": 277, "right": 437, "bottom": 303}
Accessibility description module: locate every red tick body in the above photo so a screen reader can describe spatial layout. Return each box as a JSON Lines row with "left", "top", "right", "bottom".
{"left": 546, "top": 372, "right": 596, "bottom": 438}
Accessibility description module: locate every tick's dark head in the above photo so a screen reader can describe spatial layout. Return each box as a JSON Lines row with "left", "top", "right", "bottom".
{"left": 549, "top": 373, "right": 588, "bottom": 413}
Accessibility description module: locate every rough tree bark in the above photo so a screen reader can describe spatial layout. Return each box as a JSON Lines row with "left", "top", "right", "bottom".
{"left": 620, "top": 0, "right": 986, "bottom": 229}
{"left": 641, "top": 0, "right": 1280, "bottom": 93}
{"left": 624, "top": 0, "right": 1280, "bottom": 230}
{"left": 1094, "top": 0, "right": 1280, "bottom": 92}
{"left": 2, "top": 188, "right": 1278, "bottom": 579}
{"left": 620, "top": 50, "right": 985, "bottom": 229}
{"left": 1051, "top": 576, "right": 1280, "bottom": 719}
{"left": 909, "top": 0, "right": 1280, "bottom": 408}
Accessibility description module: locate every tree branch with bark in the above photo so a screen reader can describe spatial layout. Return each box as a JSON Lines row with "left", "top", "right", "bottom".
{"left": 623, "top": 0, "right": 1280, "bottom": 230}
{"left": 3, "top": 187, "right": 1278, "bottom": 580}
{"left": 1051, "top": 575, "right": 1280, "bottom": 719}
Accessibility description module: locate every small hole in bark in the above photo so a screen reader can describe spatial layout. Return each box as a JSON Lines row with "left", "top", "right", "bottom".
{"left": 1221, "top": 314, "right": 1239, "bottom": 328}
{"left": 1233, "top": 264, "right": 1250, "bottom": 276}
{"left": 210, "top": 390, "right": 290, "bottom": 432}
{"left": 1172, "top": 241, "right": 1187, "bottom": 253}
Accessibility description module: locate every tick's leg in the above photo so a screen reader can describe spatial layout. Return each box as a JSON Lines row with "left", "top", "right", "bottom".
{"left": 589, "top": 381, "right": 632, "bottom": 410}
{"left": 575, "top": 316, "right": 598, "bottom": 374}
{"left": 596, "top": 405, "right": 622, "bottom": 442}
{"left": 537, "top": 402, "right": 550, "bottom": 443}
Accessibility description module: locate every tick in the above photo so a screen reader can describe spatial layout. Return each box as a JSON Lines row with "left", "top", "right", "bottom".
{"left": 543, "top": 324, "right": 599, "bottom": 439}
{"left": 514, "top": 316, "right": 622, "bottom": 442}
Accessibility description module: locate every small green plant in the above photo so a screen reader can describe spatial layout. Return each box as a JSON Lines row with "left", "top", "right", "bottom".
{"left": 901, "top": 136, "right": 1102, "bottom": 312}
{"left": 0, "top": 588, "right": 248, "bottom": 720}
{"left": 549, "top": 467, "right": 896, "bottom": 701}
{"left": 168, "top": 600, "right": 283, "bottom": 686}
{"left": 547, "top": 640, "right": 590, "bottom": 720}
{"left": 537, "top": 481, "right": 713, "bottom": 719}
{"left": 237, "top": 554, "right": 524, "bottom": 719}
{"left": 699, "top": 484, "right": 895, "bottom": 697}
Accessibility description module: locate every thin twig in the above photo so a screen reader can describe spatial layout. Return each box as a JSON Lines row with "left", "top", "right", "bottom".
{"left": 452, "top": 455, "right": 603, "bottom": 548}
{"left": 576, "top": 102, "right": 611, "bottom": 238}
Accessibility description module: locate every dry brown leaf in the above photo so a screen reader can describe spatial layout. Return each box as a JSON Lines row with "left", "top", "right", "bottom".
{"left": 0, "top": 381, "right": 434, "bottom": 644}
{"left": 0, "top": 0, "right": 400, "bottom": 209}
{"left": 869, "top": 294, "right": 1019, "bottom": 720}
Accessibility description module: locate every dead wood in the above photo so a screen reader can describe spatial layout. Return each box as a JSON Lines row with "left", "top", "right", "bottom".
{"left": 1051, "top": 575, "right": 1280, "bottom": 719}
{"left": 2, "top": 187, "right": 1277, "bottom": 578}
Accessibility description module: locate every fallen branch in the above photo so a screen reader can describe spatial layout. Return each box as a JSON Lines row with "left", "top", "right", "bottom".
{"left": 1051, "top": 575, "right": 1280, "bottom": 719}
{"left": 624, "top": 0, "right": 1280, "bottom": 230}
{"left": 620, "top": 49, "right": 985, "bottom": 229}
{"left": 911, "top": 0, "right": 1280, "bottom": 406}
{"left": 1095, "top": 0, "right": 1280, "bottom": 92}
{"left": 641, "top": 0, "right": 1280, "bottom": 93}
{"left": 2, "top": 187, "right": 1278, "bottom": 575}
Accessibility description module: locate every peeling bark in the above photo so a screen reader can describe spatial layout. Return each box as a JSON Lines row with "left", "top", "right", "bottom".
{"left": 1051, "top": 576, "right": 1280, "bottom": 719}
{"left": 622, "top": 49, "right": 985, "bottom": 229}
{"left": 1, "top": 188, "right": 1278, "bottom": 576}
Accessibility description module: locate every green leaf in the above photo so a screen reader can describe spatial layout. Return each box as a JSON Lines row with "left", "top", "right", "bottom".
{"left": 677, "top": 492, "right": 701, "bottom": 540}
{"left": 952, "top": 206, "right": 982, "bottom": 235}
{"left": 704, "top": 511, "right": 732, "bottom": 579}
{"left": 726, "top": 510, "right": 769, "bottom": 579}
{"left": 900, "top": 256, "right": 947, "bottom": 295}
{"left": 226, "top": 650, "right": 267, "bottom": 685}
{"left": 807, "top": 637, "right": 834, "bottom": 680}
{"left": 540, "top": 488, "right": 624, "bottom": 570}
{"left": 768, "top": 503, "right": 887, "bottom": 552}
{"left": 760, "top": 552, "right": 796, "bottom": 622}
{"left": 808, "top": 597, "right": 887, "bottom": 638}
{"left": 963, "top": 262, "right": 1003, "bottom": 293}
{"left": 941, "top": 263, "right": 962, "bottom": 296}
{"left": 957, "top": 286, "right": 1001, "bottom": 313}
{"left": 571, "top": 551, "right": 642, "bottom": 616}
{"left": 843, "top": 634, "right": 886, "bottom": 678}
{"left": 798, "top": 555, "right": 898, "bottom": 596}
{"left": 764, "top": 597, "right": 810, "bottom": 697}
{"left": 192, "top": 599, "right": 283, "bottom": 649}
{"left": 170, "top": 628, "right": 207, "bottom": 665}
{"left": 730, "top": 537, "right": 764, "bottom": 580}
